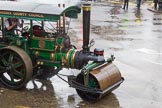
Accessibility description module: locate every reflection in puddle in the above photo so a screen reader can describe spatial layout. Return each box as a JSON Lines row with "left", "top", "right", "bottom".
{"left": 26, "top": 79, "right": 49, "bottom": 90}
{"left": 76, "top": 93, "right": 120, "bottom": 108}
{"left": 134, "top": 9, "right": 142, "bottom": 24}
{"left": 91, "top": 25, "right": 124, "bottom": 37}
{"left": 0, "top": 79, "right": 59, "bottom": 108}
{"left": 152, "top": 13, "right": 162, "bottom": 25}
{"left": 120, "top": 8, "right": 149, "bottom": 28}
{"left": 105, "top": 36, "right": 134, "bottom": 41}
{"left": 108, "top": 47, "right": 124, "bottom": 51}
{"left": 110, "top": 5, "right": 121, "bottom": 15}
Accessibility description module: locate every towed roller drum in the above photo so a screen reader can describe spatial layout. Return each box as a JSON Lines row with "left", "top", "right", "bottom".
{"left": 76, "top": 63, "right": 124, "bottom": 101}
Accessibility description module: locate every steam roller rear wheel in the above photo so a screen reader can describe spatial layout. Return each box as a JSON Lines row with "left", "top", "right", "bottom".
{"left": 76, "top": 63, "right": 123, "bottom": 102}
{"left": 0, "top": 46, "right": 33, "bottom": 89}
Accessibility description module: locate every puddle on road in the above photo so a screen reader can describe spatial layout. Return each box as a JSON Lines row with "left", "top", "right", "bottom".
{"left": 91, "top": 25, "right": 124, "bottom": 35}
{"left": 108, "top": 47, "right": 124, "bottom": 51}
{"left": 110, "top": 6, "right": 121, "bottom": 15}
{"left": 0, "top": 68, "right": 123, "bottom": 108}
{"left": 0, "top": 79, "right": 59, "bottom": 108}
{"left": 91, "top": 25, "right": 135, "bottom": 42}
{"left": 152, "top": 13, "right": 162, "bottom": 25}
{"left": 76, "top": 93, "right": 120, "bottom": 108}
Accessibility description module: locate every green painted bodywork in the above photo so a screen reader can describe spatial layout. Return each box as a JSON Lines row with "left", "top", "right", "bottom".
{"left": 0, "top": 3, "right": 81, "bottom": 68}
{"left": 81, "top": 62, "right": 101, "bottom": 87}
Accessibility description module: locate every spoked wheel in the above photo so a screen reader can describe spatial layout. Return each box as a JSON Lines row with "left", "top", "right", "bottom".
{"left": 0, "top": 46, "right": 33, "bottom": 89}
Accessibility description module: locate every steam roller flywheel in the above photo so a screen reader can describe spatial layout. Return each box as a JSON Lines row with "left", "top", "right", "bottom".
{"left": 76, "top": 63, "right": 123, "bottom": 102}
{"left": 0, "top": 46, "right": 33, "bottom": 89}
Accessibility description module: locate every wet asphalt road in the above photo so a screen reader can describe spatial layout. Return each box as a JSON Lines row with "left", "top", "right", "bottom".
{"left": 1, "top": 1, "right": 162, "bottom": 108}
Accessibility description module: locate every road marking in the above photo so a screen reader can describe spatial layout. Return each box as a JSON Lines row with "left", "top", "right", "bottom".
{"left": 135, "top": 48, "right": 162, "bottom": 55}
{"left": 144, "top": 58, "right": 162, "bottom": 65}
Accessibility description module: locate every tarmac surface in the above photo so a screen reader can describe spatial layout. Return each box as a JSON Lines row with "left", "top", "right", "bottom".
{"left": 0, "top": 1, "right": 162, "bottom": 108}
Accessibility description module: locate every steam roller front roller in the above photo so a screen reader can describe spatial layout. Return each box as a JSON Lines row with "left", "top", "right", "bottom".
{"left": 0, "top": 46, "right": 33, "bottom": 89}
{"left": 75, "top": 63, "right": 124, "bottom": 102}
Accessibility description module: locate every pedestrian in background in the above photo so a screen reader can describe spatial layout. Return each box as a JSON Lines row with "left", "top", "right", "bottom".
{"left": 123, "top": 0, "right": 129, "bottom": 10}
{"left": 154, "top": 0, "right": 158, "bottom": 10}
{"left": 137, "top": 0, "right": 142, "bottom": 9}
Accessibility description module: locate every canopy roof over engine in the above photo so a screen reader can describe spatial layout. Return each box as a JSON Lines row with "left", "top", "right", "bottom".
{"left": 0, "top": 1, "right": 81, "bottom": 21}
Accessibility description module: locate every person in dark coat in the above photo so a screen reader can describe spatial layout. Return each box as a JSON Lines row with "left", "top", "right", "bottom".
{"left": 154, "top": 0, "right": 158, "bottom": 10}
{"left": 136, "top": 0, "right": 142, "bottom": 9}
{"left": 158, "top": 0, "right": 162, "bottom": 10}
{"left": 123, "top": 0, "right": 129, "bottom": 10}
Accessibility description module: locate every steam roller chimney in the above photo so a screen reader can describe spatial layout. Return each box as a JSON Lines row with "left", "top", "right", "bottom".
{"left": 82, "top": 3, "right": 91, "bottom": 53}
